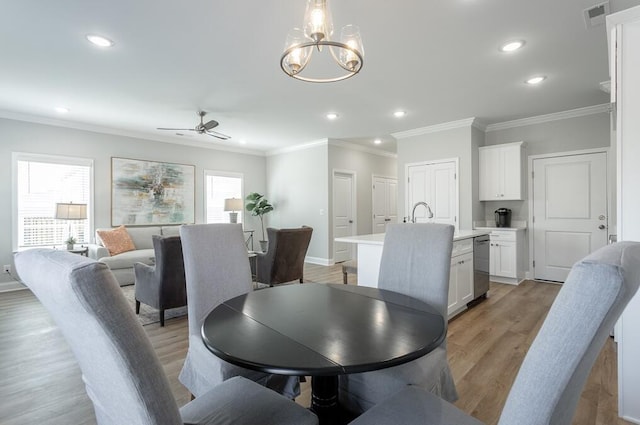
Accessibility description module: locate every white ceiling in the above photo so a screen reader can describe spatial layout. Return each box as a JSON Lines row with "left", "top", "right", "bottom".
{"left": 1, "top": 0, "right": 638, "bottom": 154}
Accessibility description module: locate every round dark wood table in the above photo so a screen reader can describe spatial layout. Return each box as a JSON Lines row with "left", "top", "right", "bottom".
{"left": 201, "top": 283, "right": 446, "bottom": 424}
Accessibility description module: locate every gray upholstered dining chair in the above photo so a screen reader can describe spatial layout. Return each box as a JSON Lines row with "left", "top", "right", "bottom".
{"left": 255, "top": 226, "right": 313, "bottom": 286}
{"left": 179, "top": 223, "right": 299, "bottom": 399}
{"left": 13, "top": 248, "right": 318, "bottom": 425}
{"left": 134, "top": 235, "right": 187, "bottom": 327}
{"left": 349, "top": 241, "right": 640, "bottom": 425}
{"left": 339, "top": 223, "right": 456, "bottom": 414}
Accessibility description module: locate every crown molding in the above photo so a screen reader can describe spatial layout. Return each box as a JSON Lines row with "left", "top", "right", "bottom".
{"left": 0, "top": 110, "right": 265, "bottom": 156}
{"left": 392, "top": 117, "right": 484, "bottom": 139}
{"left": 329, "top": 139, "right": 397, "bottom": 158}
{"left": 485, "top": 104, "right": 610, "bottom": 132}
{"left": 266, "top": 139, "right": 328, "bottom": 156}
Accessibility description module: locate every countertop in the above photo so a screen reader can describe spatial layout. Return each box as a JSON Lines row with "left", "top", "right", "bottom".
{"left": 335, "top": 229, "right": 491, "bottom": 246}
{"left": 474, "top": 226, "right": 527, "bottom": 231}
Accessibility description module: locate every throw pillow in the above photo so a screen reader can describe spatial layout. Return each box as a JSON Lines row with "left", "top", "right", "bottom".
{"left": 97, "top": 225, "right": 136, "bottom": 256}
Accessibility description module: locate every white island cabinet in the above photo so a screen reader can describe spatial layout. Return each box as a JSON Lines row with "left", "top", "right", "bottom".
{"left": 335, "top": 230, "right": 489, "bottom": 318}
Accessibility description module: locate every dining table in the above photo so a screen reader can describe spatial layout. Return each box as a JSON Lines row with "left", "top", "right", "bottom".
{"left": 201, "top": 282, "right": 446, "bottom": 425}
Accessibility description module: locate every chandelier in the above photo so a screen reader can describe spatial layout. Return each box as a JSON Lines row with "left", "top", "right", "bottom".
{"left": 280, "top": 0, "right": 364, "bottom": 83}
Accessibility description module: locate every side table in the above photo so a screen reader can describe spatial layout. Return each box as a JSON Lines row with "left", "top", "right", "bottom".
{"left": 67, "top": 247, "right": 89, "bottom": 256}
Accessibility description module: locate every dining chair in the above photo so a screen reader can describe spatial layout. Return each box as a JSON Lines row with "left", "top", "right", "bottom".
{"left": 13, "top": 248, "right": 318, "bottom": 425}
{"left": 134, "top": 235, "right": 187, "bottom": 327}
{"left": 179, "top": 223, "right": 299, "bottom": 398}
{"left": 349, "top": 241, "right": 640, "bottom": 425}
{"left": 339, "top": 223, "right": 456, "bottom": 414}
{"left": 255, "top": 226, "right": 313, "bottom": 286}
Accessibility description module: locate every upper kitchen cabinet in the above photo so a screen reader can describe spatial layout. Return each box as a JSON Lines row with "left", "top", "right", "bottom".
{"left": 479, "top": 142, "right": 525, "bottom": 201}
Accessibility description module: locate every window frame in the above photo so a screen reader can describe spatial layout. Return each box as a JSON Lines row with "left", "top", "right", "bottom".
{"left": 203, "top": 169, "right": 245, "bottom": 225}
{"left": 12, "top": 152, "right": 95, "bottom": 251}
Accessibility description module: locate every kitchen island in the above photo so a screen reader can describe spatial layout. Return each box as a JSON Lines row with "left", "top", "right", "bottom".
{"left": 335, "top": 229, "right": 490, "bottom": 317}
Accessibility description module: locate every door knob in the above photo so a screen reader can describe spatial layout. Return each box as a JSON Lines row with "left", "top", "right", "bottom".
{"left": 598, "top": 224, "right": 606, "bottom": 230}
{"left": 348, "top": 220, "right": 353, "bottom": 223}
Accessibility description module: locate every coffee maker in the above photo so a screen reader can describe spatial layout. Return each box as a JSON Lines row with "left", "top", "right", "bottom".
{"left": 495, "top": 208, "right": 512, "bottom": 228}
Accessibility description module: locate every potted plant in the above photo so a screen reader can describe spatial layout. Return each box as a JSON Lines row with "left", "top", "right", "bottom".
{"left": 65, "top": 236, "right": 76, "bottom": 250}
{"left": 245, "top": 192, "right": 273, "bottom": 252}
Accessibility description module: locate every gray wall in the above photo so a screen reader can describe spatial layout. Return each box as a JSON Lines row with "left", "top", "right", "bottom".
{"left": 483, "top": 112, "right": 611, "bottom": 222}
{"left": 0, "top": 117, "right": 267, "bottom": 283}
{"left": 396, "top": 125, "right": 478, "bottom": 230}
{"left": 266, "top": 143, "right": 329, "bottom": 262}
{"left": 266, "top": 141, "right": 396, "bottom": 263}
{"left": 328, "top": 141, "right": 397, "bottom": 257}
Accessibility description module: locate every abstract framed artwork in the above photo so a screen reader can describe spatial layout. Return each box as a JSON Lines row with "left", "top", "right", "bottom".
{"left": 111, "top": 157, "right": 195, "bottom": 226}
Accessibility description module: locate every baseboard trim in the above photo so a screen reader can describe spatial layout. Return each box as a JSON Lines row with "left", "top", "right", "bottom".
{"left": 305, "top": 256, "right": 332, "bottom": 266}
{"left": 0, "top": 280, "right": 27, "bottom": 293}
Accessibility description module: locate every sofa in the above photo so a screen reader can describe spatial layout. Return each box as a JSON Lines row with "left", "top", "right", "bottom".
{"left": 87, "top": 225, "right": 181, "bottom": 286}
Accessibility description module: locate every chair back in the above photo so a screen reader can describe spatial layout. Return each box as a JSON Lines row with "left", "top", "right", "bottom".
{"left": 152, "top": 235, "right": 187, "bottom": 306}
{"left": 259, "top": 226, "right": 313, "bottom": 285}
{"left": 498, "top": 241, "right": 640, "bottom": 425}
{"left": 13, "top": 249, "right": 182, "bottom": 425}
{"left": 378, "top": 223, "right": 454, "bottom": 319}
{"left": 179, "top": 223, "right": 253, "bottom": 337}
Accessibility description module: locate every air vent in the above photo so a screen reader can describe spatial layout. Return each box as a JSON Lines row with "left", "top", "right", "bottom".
{"left": 584, "top": 2, "right": 610, "bottom": 28}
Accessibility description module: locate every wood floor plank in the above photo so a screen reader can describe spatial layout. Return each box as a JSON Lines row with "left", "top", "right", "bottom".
{"left": 0, "top": 266, "right": 632, "bottom": 424}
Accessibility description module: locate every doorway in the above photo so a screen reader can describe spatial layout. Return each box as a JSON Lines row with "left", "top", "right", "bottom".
{"left": 333, "top": 170, "right": 356, "bottom": 263}
{"left": 531, "top": 150, "right": 608, "bottom": 282}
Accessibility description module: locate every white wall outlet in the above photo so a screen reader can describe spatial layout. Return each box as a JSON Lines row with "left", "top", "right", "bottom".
{"left": 3, "top": 265, "right": 10, "bottom": 274}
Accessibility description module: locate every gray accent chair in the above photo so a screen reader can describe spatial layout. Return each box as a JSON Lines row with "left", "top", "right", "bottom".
{"left": 256, "top": 226, "right": 313, "bottom": 286}
{"left": 134, "top": 235, "right": 187, "bottom": 327}
{"left": 350, "top": 241, "right": 640, "bottom": 425}
{"left": 179, "top": 223, "right": 300, "bottom": 399}
{"left": 339, "top": 223, "right": 457, "bottom": 414}
{"left": 13, "top": 248, "right": 318, "bottom": 425}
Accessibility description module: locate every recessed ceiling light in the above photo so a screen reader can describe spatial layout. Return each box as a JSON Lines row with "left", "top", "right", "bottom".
{"left": 393, "top": 110, "right": 406, "bottom": 118}
{"left": 500, "top": 40, "right": 525, "bottom": 52}
{"left": 326, "top": 113, "right": 339, "bottom": 120}
{"left": 86, "top": 34, "right": 115, "bottom": 47}
{"left": 374, "top": 139, "right": 382, "bottom": 145}
{"left": 525, "top": 75, "right": 547, "bottom": 85}
{"left": 238, "top": 139, "right": 247, "bottom": 145}
{"left": 54, "top": 106, "right": 69, "bottom": 113}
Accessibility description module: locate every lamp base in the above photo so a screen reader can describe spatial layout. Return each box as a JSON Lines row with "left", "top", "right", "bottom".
{"left": 229, "top": 212, "right": 238, "bottom": 224}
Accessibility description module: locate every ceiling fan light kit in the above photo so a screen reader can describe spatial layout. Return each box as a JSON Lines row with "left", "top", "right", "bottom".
{"left": 281, "top": 0, "right": 364, "bottom": 83}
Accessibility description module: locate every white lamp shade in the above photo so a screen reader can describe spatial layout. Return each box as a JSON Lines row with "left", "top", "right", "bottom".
{"left": 55, "top": 203, "right": 87, "bottom": 220}
{"left": 224, "top": 198, "right": 243, "bottom": 212}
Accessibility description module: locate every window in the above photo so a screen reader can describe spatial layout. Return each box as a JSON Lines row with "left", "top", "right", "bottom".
{"left": 14, "top": 153, "right": 93, "bottom": 248}
{"left": 205, "top": 170, "right": 243, "bottom": 224}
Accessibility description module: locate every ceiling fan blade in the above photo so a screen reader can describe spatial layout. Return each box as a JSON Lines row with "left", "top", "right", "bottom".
{"left": 205, "top": 130, "right": 231, "bottom": 140}
{"left": 157, "top": 127, "right": 197, "bottom": 131}
{"left": 202, "top": 119, "right": 219, "bottom": 130}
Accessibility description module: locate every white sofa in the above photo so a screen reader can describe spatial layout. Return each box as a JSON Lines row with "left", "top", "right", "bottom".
{"left": 87, "top": 225, "right": 181, "bottom": 286}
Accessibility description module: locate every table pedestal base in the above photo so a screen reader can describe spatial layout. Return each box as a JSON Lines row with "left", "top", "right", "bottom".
{"left": 311, "top": 376, "right": 355, "bottom": 425}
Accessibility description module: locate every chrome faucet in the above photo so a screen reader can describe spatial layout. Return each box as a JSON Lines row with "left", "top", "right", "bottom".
{"left": 411, "top": 201, "right": 434, "bottom": 223}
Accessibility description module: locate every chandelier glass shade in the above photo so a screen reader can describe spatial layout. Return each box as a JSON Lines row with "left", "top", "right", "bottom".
{"left": 281, "top": 0, "right": 364, "bottom": 83}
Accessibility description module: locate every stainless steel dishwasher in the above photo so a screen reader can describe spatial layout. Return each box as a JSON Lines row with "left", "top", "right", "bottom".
{"left": 471, "top": 235, "right": 490, "bottom": 301}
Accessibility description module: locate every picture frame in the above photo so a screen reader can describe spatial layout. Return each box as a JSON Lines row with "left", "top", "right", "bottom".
{"left": 111, "top": 157, "right": 195, "bottom": 226}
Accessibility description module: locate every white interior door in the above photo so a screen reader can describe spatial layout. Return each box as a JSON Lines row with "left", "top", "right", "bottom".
{"left": 372, "top": 176, "right": 398, "bottom": 233}
{"left": 333, "top": 172, "right": 355, "bottom": 263}
{"left": 532, "top": 152, "right": 608, "bottom": 282}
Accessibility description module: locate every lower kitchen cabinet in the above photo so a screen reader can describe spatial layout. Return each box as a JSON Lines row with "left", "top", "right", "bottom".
{"left": 448, "top": 239, "right": 474, "bottom": 317}
{"left": 489, "top": 229, "right": 525, "bottom": 284}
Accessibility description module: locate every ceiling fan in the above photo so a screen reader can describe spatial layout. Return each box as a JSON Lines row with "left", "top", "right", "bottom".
{"left": 157, "top": 111, "right": 231, "bottom": 140}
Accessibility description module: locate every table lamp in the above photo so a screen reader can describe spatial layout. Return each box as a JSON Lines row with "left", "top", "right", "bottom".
{"left": 55, "top": 202, "right": 87, "bottom": 248}
{"left": 224, "top": 198, "right": 243, "bottom": 224}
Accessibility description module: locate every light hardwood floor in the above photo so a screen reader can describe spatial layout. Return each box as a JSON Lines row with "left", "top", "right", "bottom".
{"left": 0, "top": 264, "right": 631, "bottom": 425}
